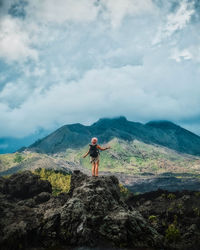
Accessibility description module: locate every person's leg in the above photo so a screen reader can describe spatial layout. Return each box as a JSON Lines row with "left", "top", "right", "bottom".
{"left": 95, "top": 160, "right": 99, "bottom": 176}
{"left": 92, "top": 162, "right": 96, "bottom": 176}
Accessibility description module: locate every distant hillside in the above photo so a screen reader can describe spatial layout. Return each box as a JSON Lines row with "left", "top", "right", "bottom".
{"left": 0, "top": 151, "right": 88, "bottom": 177}
{"left": 1, "top": 138, "right": 200, "bottom": 192}
{"left": 2, "top": 137, "right": 200, "bottom": 177}
{"left": 20, "top": 116, "right": 200, "bottom": 156}
{"left": 65, "top": 138, "right": 200, "bottom": 176}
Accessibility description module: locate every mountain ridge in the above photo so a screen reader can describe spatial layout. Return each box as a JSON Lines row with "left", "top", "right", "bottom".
{"left": 19, "top": 116, "right": 200, "bottom": 156}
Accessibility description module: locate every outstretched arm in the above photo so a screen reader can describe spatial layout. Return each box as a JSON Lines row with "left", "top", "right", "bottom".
{"left": 97, "top": 145, "right": 111, "bottom": 151}
{"left": 83, "top": 150, "right": 89, "bottom": 158}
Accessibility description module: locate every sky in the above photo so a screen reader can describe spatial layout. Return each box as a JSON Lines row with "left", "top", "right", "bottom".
{"left": 0, "top": 0, "right": 200, "bottom": 139}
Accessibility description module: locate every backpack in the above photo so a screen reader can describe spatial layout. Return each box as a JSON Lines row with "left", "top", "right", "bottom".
{"left": 89, "top": 144, "right": 99, "bottom": 157}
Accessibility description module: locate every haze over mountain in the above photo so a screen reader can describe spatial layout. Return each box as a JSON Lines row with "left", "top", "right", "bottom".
{"left": 21, "top": 116, "right": 200, "bottom": 156}
{"left": 0, "top": 128, "right": 51, "bottom": 154}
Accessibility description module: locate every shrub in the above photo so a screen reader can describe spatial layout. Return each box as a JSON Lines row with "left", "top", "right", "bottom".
{"left": 177, "top": 203, "right": 184, "bottom": 215}
{"left": 177, "top": 203, "right": 183, "bottom": 209}
{"left": 119, "top": 183, "right": 130, "bottom": 198}
{"left": 193, "top": 207, "right": 200, "bottom": 217}
{"left": 13, "top": 153, "right": 24, "bottom": 163}
{"left": 165, "top": 215, "right": 180, "bottom": 243}
{"left": 161, "top": 193, "right": 166, "bottom": 199}
{"left": 33, "top": 168, "right": 71, "bottom": 196}
{"left": 167, "top": 193, "right": 176, "bottom": 200}
{"left": 148, "top": 215, "right": 157, "bottom": 224}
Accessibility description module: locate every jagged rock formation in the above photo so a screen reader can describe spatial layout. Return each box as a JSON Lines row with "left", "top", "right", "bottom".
{"left": 0, "top": 170, "right": 163, "bottom": 250}
{"left": 127, "top": 189, "right": 200, "bottom": 250}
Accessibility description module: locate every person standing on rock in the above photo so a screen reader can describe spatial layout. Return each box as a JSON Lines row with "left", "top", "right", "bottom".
{"left": 83, "top": 137, "right": 111, "bottom": 177}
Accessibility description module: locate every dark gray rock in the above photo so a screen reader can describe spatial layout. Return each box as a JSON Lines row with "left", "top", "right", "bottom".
{"left": 59, "top": 171, "right": 163, "bottom": 248}
{"left": 0, "top": 170, "right": 163, "bottom": 250}
{"left": 34, "top": 192, "right": 51, "bottom": 204}
{"left": 2, "top": 171, "right": 52, "bottom": 199}
{"left": 0, "top": 176, "right": 6, "bottom": 193}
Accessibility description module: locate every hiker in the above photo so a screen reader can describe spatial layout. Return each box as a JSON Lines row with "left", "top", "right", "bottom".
{"left": 83, "top": 137, "right": 111, "bottom": 177}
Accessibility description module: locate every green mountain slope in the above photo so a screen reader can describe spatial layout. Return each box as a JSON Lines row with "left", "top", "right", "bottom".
{"left": 2, "top": 137, "right": 200, "bottom": 177}
{"left": 20, "top": 117, "right": 200, "bottom": 156}
{"left": 0, "top": 151, "right": 88, "bottom": 176}
{"left": 63, "top": 138, "right": 200, "bottom": 175}
{"left": 1, "top": 138, "right": 200, "bottom": 192}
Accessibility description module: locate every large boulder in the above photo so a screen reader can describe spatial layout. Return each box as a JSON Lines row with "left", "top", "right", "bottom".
{"left": 2, "top": 171, "right": 52, "bottom": 199}
{"left": 59, "top": 170, "right": 163, "bottom": 248}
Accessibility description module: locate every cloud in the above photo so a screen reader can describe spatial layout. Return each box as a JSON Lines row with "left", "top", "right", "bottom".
{"left": 170, "top": 48, "right": 193, "bottom": 62}
{"left": 24, "top": 0, "right": 156, "bottom": 28}
{"left": 1, "top": 53, "right": 200, "bottom": 137}
{"left": 0, "top": 0, "right": 200, "bottom": 138}
{"left": 25, "top": 0, "right": 99, "bottom": 24}
{"left": 165, "top": 0, "right": 194, "bottom": 34}
{"left": 100, "top": 0, "right": 156, "bottom": 28}
{"left": 0, "top": 16, "right": 38, "bottom": 63}
{"left": 153, "top": 0, "right": 195, "bottom": 44}
{"left": 0, "top": 0, "right": 15, "bottom": 17}
{"left": 0, "top": 81, "right": 31, "bottom": 108}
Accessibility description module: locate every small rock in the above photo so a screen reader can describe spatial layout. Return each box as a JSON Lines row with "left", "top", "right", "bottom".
{"left": 34, "top": 192, "right": 51, "bottom": 204}
{"left": 144, "top": 200, "right": 152, "bottom": 206}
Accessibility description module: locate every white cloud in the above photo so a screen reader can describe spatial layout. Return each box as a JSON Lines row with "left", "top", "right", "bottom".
{"left": 0, "top": 0, "right": 200, "bottom": 138}
{"left": 1, "top": 54, "right": 200, "bottom": 137}
{"left": 25, "top": 0, "right": 99, "bottom": 24}
{"left": 0, "top": 16, "right": 38, "bottom": 63}
{"left": 101, "top": 0, "right": 156, "bottom": 28}
{"left": 165, "top": 0, "right": 194, "bottom": 34}
{"left": 153, "top": 0, "right": 195, "bottom": 44}
{"left": 0, "top": 81, "right": 31, "bottom": 107}
{"left": 170, "top": 48, "right": 193, "bottom": 62}
{"left": 24, "top": 0, "right": 156, "bottom": 28}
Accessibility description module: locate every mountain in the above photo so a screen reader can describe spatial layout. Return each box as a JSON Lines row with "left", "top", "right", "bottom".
{"left": 20, "top": 116, "right": 200, "bottom": 156}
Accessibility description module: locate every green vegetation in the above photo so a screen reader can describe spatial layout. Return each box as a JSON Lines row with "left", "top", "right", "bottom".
{"left": 161, "top": 193, "right": 166, "bottom": 200}
{"left": 119, "top": 183, "right": 130, "bottom": 198}
{"left": 0, "top": 153, "right": 19, "bottom": 171}
{"left": 64, "top": 138, "right": 200, "bottom": 176}
{"left": 32, "top": 168, "right": 130, "bottom": 198}
{"left": 165, "top": 215, "right": 180, "bottom": 243}
{"left": 0, "top": 152, "right": 44, "bottom": 172}
{"left": 167, "top": 193, "right": 176, "bottom": 200}
{"left": 193, "top": 207, "right": 200, "bottom": 217}
{"left": 13, "top": 153, "right": 24, "bottom": 163}
{"left": 33, "top": 168, "right": 71, "bottom": 196}
{"left": 177, "top": 203, "right": 184, "bottom": 215}
{"left": 148, "top": 215, "right": 158, "bottom": 224}
{"left": 1, "top": 138, "right": 200, "bottom": 178}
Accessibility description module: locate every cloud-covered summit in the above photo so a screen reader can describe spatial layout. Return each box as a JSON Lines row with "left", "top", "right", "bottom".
{"left": 0, "top": 0, "right": 200, "bottom": 138}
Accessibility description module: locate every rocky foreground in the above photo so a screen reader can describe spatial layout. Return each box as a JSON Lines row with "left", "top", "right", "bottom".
{"left": 0, "top": 171, "right": 200, "bottom": 250}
